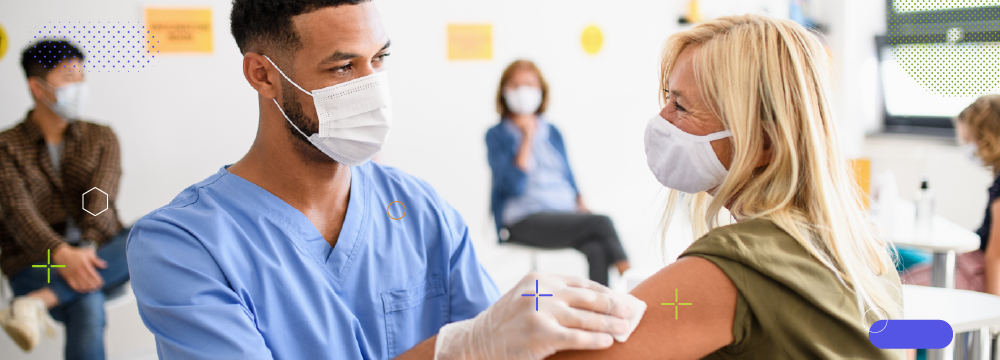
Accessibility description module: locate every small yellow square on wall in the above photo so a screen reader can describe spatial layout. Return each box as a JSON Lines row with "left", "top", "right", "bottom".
{"left": 447, "top": 24, "right": 492, "bottom": 61}
{"left": 145, "top": 8, "right": 213, "bottom": 54}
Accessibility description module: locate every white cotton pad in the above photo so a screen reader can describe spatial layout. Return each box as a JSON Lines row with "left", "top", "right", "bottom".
{"left": 612, "top": 294, "right": 647, "bottom": 342}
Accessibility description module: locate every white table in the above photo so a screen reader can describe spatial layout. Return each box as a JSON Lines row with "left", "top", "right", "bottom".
{"left": 881, "top": 200, "right": 981, "bottom": 288}
{"left": 903, "top": 285, "right": 1000, "bottom": 360}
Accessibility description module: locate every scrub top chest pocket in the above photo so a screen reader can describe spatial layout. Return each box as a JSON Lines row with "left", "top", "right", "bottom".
{"left": 381, "top": 274, "right": 448, "bottom": 358}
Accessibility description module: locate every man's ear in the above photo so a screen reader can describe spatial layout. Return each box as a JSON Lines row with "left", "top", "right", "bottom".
{"left": 28, "top": 76, "right": 55, "bottom": 102}
{"left": 243, "top": 52, "right": 280, "bottom": 100}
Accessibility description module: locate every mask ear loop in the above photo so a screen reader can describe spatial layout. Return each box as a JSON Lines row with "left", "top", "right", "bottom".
{"left": 262, "top": 55, "right": 312, "bottom": 96}
{"left": 272, "top": 98, "right": 311, "bottom": 141}
{"left": 33, "top": 77, "right": 65, "bottom": 117}
{"left": 262, "top": 55, "right": 314, "bottom": 141}
{"left": 657, "top": 115, "right": 733, "bottom": 142}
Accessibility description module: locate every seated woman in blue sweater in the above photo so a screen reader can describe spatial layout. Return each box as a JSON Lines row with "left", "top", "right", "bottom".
{"left": 485, "top": 60, "right": 630, "bottom": 286}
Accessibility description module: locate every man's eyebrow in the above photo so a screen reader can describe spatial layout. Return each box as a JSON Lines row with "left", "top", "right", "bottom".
{"left": 320, "top": 51, "right": 359, "bottom": 65}
{"left": 318, "top": 40, "right": 392, "bottom": 65}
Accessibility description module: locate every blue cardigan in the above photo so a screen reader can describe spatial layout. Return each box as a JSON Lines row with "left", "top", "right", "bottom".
{"left": 485, "top": 120, "right": 579, "bottom": 241}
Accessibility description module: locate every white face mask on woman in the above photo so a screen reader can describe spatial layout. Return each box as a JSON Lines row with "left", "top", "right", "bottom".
{"left": 40, "top": 79, "right": 88, "bottom": 122}
{"left": 643, "top": 114, "right": 732, "bottom": 193}
{"left": 961, "top": 142, "right": 985, "bottom": 166}
{"left": 503, "top": 86, "right": 543, "bottom": 115}
{"left": 264, "top": 55, "right": 392, "bottom": 166}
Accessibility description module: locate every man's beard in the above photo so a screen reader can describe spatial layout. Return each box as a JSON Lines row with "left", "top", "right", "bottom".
{"left": 280, "top": 80, "right": 335, "bottom": 163}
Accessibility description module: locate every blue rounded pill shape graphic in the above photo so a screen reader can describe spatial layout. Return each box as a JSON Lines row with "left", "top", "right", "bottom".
{"left": 868, "top": 320, "right": 953, "bottom": 349}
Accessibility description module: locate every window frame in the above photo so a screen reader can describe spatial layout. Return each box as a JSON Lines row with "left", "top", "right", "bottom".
{"left": 877, "top": 0, "right": 1000, "bottom": 136}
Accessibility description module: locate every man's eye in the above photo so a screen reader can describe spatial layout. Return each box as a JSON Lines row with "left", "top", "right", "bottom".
{"left": 375, "top": 53, "right": 390, "bottom": 61}
{"left": 332, "top": 64, "right": 352, "bottom": 72}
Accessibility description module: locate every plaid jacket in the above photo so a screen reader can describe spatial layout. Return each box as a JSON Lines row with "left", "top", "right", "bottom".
{"left": 0, "top": 111, "right": 123, "bottom": 276}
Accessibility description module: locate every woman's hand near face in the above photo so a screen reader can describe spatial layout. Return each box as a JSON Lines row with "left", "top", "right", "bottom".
{"left": 514, "top": 118, "right": 537, "bottom": 139}
{"left": 513, "top": 117, "right": 537, "bottom": 171}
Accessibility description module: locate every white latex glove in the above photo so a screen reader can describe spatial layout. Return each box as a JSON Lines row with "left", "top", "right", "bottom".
{"left": 434, "top": 273, "right": 637, "bottom": 360}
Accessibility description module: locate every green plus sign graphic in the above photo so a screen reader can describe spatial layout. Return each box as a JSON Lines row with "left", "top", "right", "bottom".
{"left": 660, "top": 288, "right": 693, "bottom": 320}
{"left": 31, "top": 249, "right": 65, "bottom": 283}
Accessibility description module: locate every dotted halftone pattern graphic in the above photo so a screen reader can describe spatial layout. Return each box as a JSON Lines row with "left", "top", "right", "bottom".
{"left": 28, "top": 21, "right": 159, "bottom": 73}
{"left": 888, "top": 1, "right": 1000, "bottom": 97}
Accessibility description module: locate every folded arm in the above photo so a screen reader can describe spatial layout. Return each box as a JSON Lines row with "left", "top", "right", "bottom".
{"left": 79, "top": 126, "right": 122, "bottom": 246}
{"left": 486, "top": 128, "right": 529, "bottom": 197}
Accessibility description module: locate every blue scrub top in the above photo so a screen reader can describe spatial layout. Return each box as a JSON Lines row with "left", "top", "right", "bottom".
{"left": 126, "top": 163, "right": 500, "bottom": 360}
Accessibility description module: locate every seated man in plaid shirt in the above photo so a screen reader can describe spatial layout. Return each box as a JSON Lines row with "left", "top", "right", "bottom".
{"left": 0, "top": 39, "right": 131, "bottom": 360}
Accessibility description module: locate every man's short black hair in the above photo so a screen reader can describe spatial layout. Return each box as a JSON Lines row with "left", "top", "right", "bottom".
{"left": 20, "top": 40, "right": 85, "bottom": 80}
{"left": 230, "top": 0, "right": 370, "bottom": 58}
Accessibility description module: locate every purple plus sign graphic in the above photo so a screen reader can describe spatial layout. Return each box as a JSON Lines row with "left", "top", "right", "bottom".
{"left": 521, "top": 279, "right": 554, "bottom": 311}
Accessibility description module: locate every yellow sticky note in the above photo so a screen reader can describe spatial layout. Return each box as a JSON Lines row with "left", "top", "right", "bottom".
{"left": 447, "top": 24, "right": 492, "bottom": 60}
{"left": 0, "top": 22, "right": 8, "bottom": 62}
{"left": 581, "top": 25, "right": 603, "bottom": 55}
{"left": 145, "top": 8, "right": 213, "bottom": 54}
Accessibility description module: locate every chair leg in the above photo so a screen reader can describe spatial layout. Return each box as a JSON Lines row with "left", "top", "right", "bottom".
{"left": 0, "top": 276, "right": 9, "bottom": 304}
{"left": 930, "top": 332, "right": 958, "bottom": 360}
{"left": 955, "top": 332, "right": 970, "bottom": 360}
{"left": 993, "top": 331, "right": 999, "bottom": 360}
{"left": 530, "top": 251, "right": 538, "bottom": 272}
{"left": 972, "top": 327, "right": 991, "bottom": 360}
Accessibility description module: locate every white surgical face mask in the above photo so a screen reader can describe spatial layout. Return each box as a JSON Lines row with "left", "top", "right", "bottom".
{"left": 264, "top": 55, "right": 392, "bottom": 166}
{"left": 961, "top": 142, "right": 984, "bottom": 166}
{"left": 643, "top": 114, "right": 732, "bottom": 193}
{"left": 41, "top": 79, "right": 88, "bottom": 121}
{"left": 503, "top": 86, "right": 542, "bottom": 115}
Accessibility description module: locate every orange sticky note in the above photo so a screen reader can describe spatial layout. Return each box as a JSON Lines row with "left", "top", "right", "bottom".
{"left": 447, "top": 24, "right": 492, "bottom": 60}
{"left": 145, "top": 8, "right": 213, "bottom": 54}
{"left": 849, "top": 158, "right": 872, "bottom": 208}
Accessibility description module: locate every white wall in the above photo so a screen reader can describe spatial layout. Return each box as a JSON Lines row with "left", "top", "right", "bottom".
{"left": 4, "top": 0, "right": 990, "bottom": 359}
{"left": 0, "top": 1, "right": 693, "bottom": 358}
{"left": 373, "top": 0, "right": 694, "bottom": 290}
{"left": 0, "top": 0, "right": 696, "bottom": 284}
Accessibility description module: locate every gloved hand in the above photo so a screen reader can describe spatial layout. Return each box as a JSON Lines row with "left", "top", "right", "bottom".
{"left": 434, "top": 273, "right": 637, "bottom": 360}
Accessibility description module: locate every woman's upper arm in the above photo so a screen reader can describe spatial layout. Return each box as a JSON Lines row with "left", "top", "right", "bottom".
{"left": 548, "top": 256, "right": 737, "bottom": 360}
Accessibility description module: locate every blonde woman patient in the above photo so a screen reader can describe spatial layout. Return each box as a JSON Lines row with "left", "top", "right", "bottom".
{"left": 549, "top": 14, "right": 903, "bottom": 359}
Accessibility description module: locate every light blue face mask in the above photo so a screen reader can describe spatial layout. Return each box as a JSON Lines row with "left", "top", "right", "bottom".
{"left": 40, "top": 79, "right": 88, "bottom": 122}
{"left": 961, "top": 143, "right": 984, "bottom": 167}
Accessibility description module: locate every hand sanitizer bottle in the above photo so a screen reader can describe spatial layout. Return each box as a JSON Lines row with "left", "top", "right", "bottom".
{"left": 914, "top": 178, "right": 934, "bottom": 241}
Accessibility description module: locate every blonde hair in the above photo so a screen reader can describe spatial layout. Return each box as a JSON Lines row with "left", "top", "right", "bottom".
{"left": 956, "top": 94, "right": 1000, "bottom": 175}
{"left": 658, "top": 15, "right": 902, "bottom": 320}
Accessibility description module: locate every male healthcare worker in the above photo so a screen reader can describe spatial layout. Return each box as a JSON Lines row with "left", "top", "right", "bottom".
{"left": 125, "top": 0, "right": 639, "bottom": 359}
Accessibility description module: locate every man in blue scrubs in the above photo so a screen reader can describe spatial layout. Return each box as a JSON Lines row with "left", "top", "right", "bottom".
{"left": 126, "top": 1, "right": 637, "bottom": 359}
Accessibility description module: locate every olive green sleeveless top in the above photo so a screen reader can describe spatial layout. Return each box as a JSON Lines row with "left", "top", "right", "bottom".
{"left": 681, "top": 219, "right": 904, "bottom": 360}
